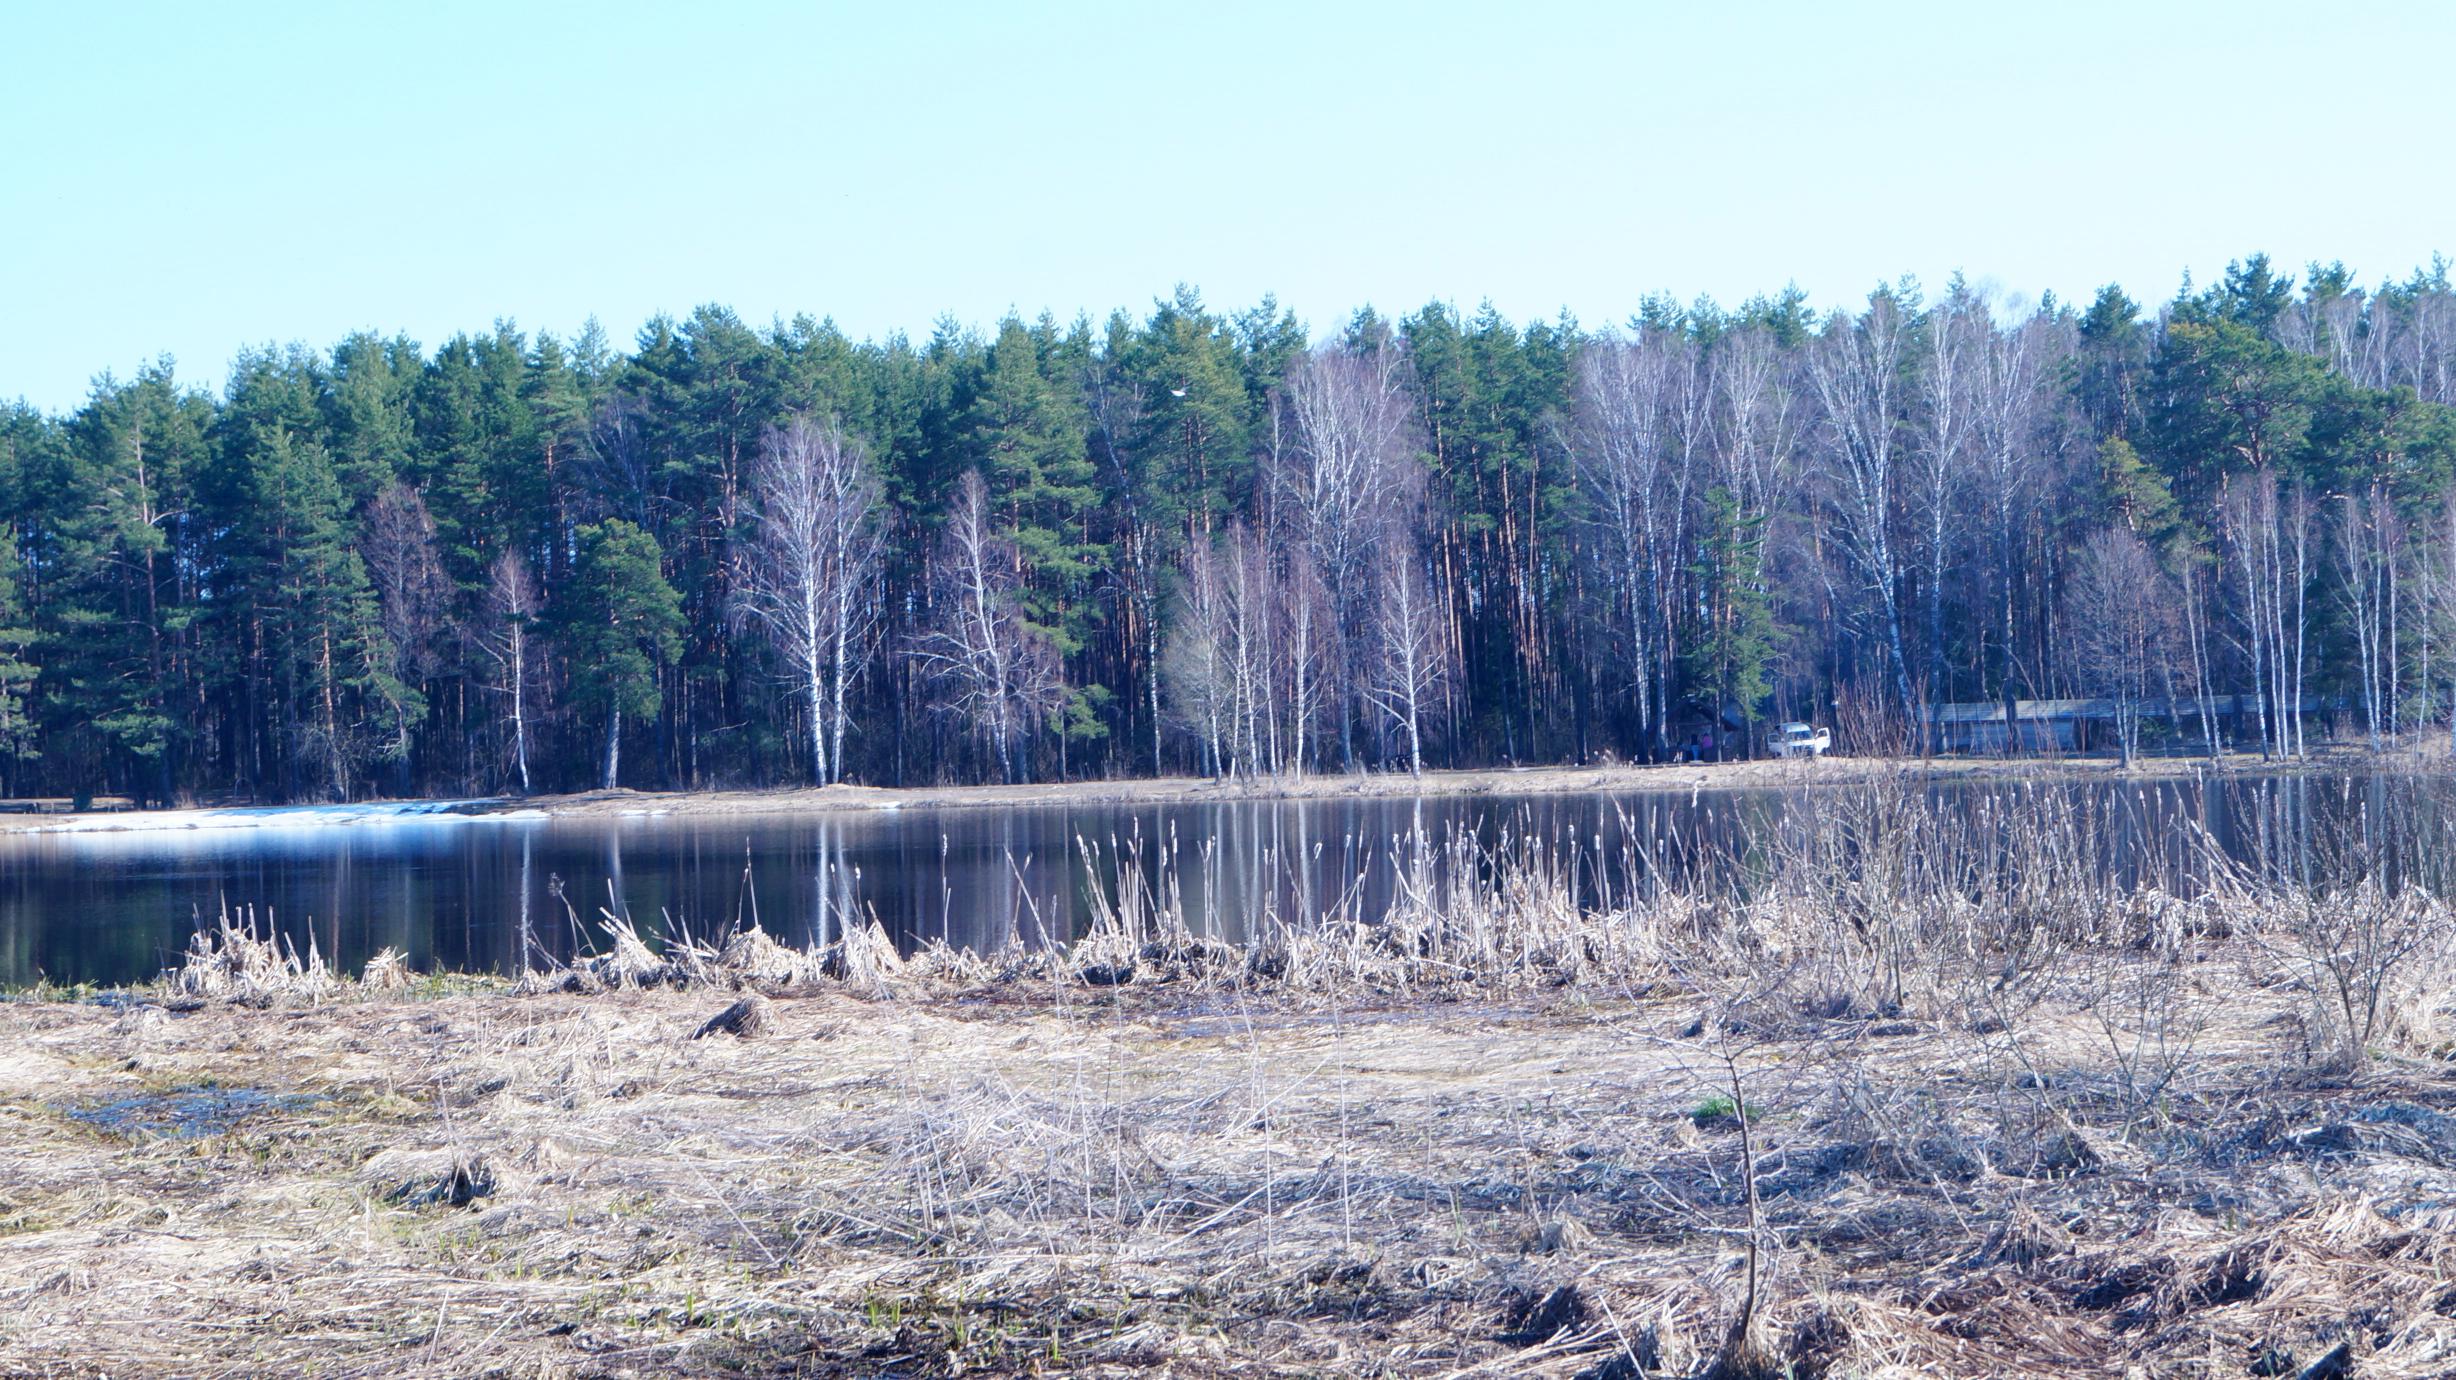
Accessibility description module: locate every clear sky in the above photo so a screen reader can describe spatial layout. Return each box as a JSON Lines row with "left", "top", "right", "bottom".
{"left": 6, "top": 0, "right": 2451, "bottom": 414}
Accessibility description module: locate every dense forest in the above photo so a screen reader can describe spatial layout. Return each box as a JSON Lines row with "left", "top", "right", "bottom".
{"left": 3, "top": 255, "right": 2454, "bottom": 803}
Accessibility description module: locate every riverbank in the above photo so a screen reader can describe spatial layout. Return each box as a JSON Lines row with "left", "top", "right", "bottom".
{"left": 7, "top": 876, "right": 2456, "bottom": 1376}
{"left": 2, "top": 746, "right": 2410, "bottom": 836}
{"left": 515, "top": 749, "right": 2347, "bottom": 826}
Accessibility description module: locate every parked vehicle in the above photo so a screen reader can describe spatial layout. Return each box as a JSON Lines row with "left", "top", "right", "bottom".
{"left": 1772, "top": 722, "right": 1831, "bottom": 758}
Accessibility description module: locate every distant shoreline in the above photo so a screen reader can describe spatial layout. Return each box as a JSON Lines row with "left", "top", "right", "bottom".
{"left": 4, "top": 746, "right": 2415, "bottom": 836}
{"left": 506, "top": 744, "right": 2443, "bottom": 825}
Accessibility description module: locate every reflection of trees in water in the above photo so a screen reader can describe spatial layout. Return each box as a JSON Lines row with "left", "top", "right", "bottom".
{"left": 604, "top": 831, "right": 629, "bottom": 924}
{"left": 805, "top": 816, "right": 861, "bottom": 950}
{"left": 516, "top": 831, "right": 534, "bottom": 971}
{"left": 13, "top": 773, "right": 2456, "bottom": 989}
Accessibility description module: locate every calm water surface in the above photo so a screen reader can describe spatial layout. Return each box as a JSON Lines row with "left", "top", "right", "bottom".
{"left": 0, "top": 771, "right": 2439, "bottom": 987}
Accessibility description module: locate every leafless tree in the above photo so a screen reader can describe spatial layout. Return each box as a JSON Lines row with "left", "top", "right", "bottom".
{"left": 912, "top": 471, "right": 1060, "bottom": 783}
{"left": 1913, "top": 282, "right": 1984, "bottom": 715}
{"left": 1575, "top": 331, "right": 1681, "bottom": 754}
{"left": 2423, "top": 491, "right": 2456, "bottom": 758}
{"left": 1165, "top": 521, "right": 1316, "bottom": 778}
{"left": 1219, "top": 522, "right": 1279, "bottom": 776}
{"left": 1807, "top": 288, "right": 1919, "bottom": 728}
{"left": 1161, "top": 537, "right": 1233, "bottom": 776}
{"left": 2221, "top": 472, "right": 2311, "bottom": 759}
{"left": 2407, "top": 284, "right": 2456, "bottom": 405}
{"left": 2064, "top": 528, "right": 2174, "bottom": 766}
{"left": 2174, "top": 554, "right": 2222, "bottom": 758}
{"left": 363, "top": 485, "right": 450, "bottom": 675}
{"left": 1711, "top": 323, "right": 1803, "bottom": 743}
{"left": 2335, "top": 483, "right": 2402, "bottom": 751}
{"left": 1713, "top": 322, "right": 1802, "bottom": 537}
{"left": 579, "top": 393, "right": 658, "bottom": 529}
{"left": 1276, "top": 547, "right": 1331, "bottom": 775}
{"left": 1365, "top": 544, "right": 1449, "bottom": 776}
{"left": 1276, "top": 342, "right": 1416, "bottom": 767}
{"left": 736, "top": 416, "right": 885, "bottom": 785}
{"left": 1973, "top": 301, "right": 2067, "bottom": 731}
{"left": 473, "top": 551, "right": 542, "bottom": 794}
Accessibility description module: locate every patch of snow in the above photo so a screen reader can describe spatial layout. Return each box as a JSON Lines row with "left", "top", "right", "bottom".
{"left": 16, "top": 800, "right": 542, "bottom": 836}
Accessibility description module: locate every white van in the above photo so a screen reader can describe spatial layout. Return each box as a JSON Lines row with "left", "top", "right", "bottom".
{"left": 1773, "top": 722, "right": 1831, "bottom": 758}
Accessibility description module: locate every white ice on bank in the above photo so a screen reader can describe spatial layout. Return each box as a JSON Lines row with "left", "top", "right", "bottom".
{"left": 14, "top": 800, "right": 549, "bottom": 835}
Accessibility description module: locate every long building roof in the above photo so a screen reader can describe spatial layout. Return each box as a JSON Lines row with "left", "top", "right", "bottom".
{"left": 1924, "top": 695, "right": 2325, "bottom": 724}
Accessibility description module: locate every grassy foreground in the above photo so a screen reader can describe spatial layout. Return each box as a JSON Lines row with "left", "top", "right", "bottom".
{"left": 7, "top": 970, "right": 2456, "bottom": 1376}
{"left": 7, "top": 781, "right": 2456, "bottom": 1377}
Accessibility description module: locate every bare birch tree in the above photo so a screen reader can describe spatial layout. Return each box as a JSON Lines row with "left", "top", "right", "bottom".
{"left": 2065, "top": 528, "right": 2174, "bottom": 766}
{"left": 1575, "top": 331, "right": 1680, "bottom": 754}
{"left": 1714, "top": 323, "right": 1802, "bottom": 539}
{"left": 1807, "top": 288, "right": 1920, "bottom": 728}
{"left": 2430, "top": 491, "right": 2456, "bottom": 757}
{"left": 474, "top": 551, "right": 541, "bottom": 794}
{"left": 1711, "top": 323, "right": 1802, "bottom": 744}
{"left": 1913, "top": 283, "right": 1984, "bottom": 715}
{"left": 1162, "top": 523, "right": 1293, "bottom": 777}
{"left": 1161, "top": 536, "right": 1233, "bottom": 776}
{"left": 2335, "top": 483, "right": 2402, "bottom": 751}
{"left": 1276, "top": 342, "right": 1416, "bottom": 767}
{"left": 737, "top": 416, "right": 885, "bottom": 785}
{"left": 1277, "top": 547, "right": 1331, "bottom": 775}
{"left": 913, "top": 470, "right": 1060, "bottom": 783}
{"left": 1220, "top": 522, "right": 1278, "bottom": 776}
{"left": 1366, "top": 543, "right": 1449, "bottom": 776}
{"left": 1972, "top": 304, "right": 2064, "bottom": 726}
{"left": 2222, "top": 472, "right": 2312, "bottom": 759}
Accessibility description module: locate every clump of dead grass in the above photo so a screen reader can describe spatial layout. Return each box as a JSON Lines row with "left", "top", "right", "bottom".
{"left": 160, "top": 904, "right": 337, "bottom": 1007}
{"left": 368, "top": 1148, "right": 500, "bottom": 1209}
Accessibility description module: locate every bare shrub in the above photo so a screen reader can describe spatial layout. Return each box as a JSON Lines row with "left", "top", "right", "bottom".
{"left": 2266, "top": 883, "right": 2454, "bottom": 1071}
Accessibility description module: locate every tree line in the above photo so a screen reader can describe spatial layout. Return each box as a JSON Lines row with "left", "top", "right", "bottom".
{"left": 3, "top": 257, "right": 2454, "bottom": 803}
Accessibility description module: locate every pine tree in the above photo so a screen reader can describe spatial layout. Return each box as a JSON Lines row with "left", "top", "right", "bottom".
{"left": 559, "top": 520, "right": 683, "bottom": 788}
{"left": 1683, "top": 486, "right": 1777, "bottom": 737}
{"left": 0, "top": 523, "right": 37, "bottom": 794}
{"left": 258, "top": 425, "right": 395, "bottom": 799}
{"left": 963, "top": 316, "right": 1105, "bottom": 661}
{"left": 1126, "top": 287, "right": 1253, "bottom": 544}
{"left": 52, "top": 365, "right": 209, "bottom": 802}
{"left": 323, "top": 331, "right": 420, "bottom": 503}
{"left": 2096, "top": 437, "right": 2181, "bottom": 543}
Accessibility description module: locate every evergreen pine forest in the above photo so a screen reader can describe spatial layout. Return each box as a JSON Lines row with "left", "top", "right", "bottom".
{"left": 4, "top": 255, "right": 2454, "bottom": 804}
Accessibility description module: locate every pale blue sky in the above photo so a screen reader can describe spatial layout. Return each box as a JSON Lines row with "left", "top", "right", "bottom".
{"left": 6, "top": 0, "right": 2450, "bottom": 413}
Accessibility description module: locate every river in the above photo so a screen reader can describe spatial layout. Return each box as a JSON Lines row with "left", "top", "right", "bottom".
{"left": 0, "top": 769, "right": 2442, "bottom": 987}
